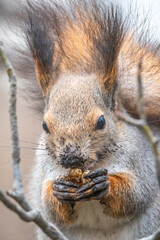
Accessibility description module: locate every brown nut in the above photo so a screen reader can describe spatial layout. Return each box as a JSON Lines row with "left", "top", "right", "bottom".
{"left": 61, "top": 169, "right": 90, "bottom": 185}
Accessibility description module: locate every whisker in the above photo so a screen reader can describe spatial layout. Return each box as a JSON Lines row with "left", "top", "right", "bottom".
{"left": 53, "top": 143, "right": 61, "bottom": 150}
{"left": 36, "top": 153, "right": 50, "bottom": 157}
{"left": 33, "top": 147, "right": 47, "bottom": 151}
{"left": 0, "top": 136, "right": 45, "bottom": 147}
{"left": 46, "top": 142, "right": 61, "bottom": 151}
{"left": 19, "top": 140, "right": 45, "bottom": 146}
{"left": 31, "top": 164, "right": 44, "bottom": 177}
{"left": 0, "top": 146, "right": 47, "bottom": 151}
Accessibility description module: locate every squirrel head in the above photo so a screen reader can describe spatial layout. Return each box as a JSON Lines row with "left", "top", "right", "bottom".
{"left": 41, "top": 73, "right": 118, "bottom": 170}
{"left": 24, "top": 0, "right": 125, "bottom": 170}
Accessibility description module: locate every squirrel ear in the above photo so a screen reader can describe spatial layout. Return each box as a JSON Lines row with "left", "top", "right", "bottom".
{"left": 102, "top": 65, "right": 117, "bottom": 93}
{"left": 34, "top": 54, "right": 54, "bottom": 97}
{"left": 25, "top": 11, "right": 55, "bottom": 97}
{"left": 110, "top": 79, "right": 118, "bottom": 110}
{"left": 100, "top": 61, "right": 119, "bottom": 110}
{"left": 98, "top": 33, "right": 121, "bottom": 95}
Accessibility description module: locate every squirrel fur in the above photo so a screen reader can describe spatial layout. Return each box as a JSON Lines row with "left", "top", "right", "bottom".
{"left": 11, "top": 0, "right": 160, "bottom": 239}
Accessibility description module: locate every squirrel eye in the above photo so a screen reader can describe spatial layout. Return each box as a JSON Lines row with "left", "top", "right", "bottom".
{"left": 95, "top": 115, "right": 106, "bottom": 130}
{"left": 42, "top": 120, "right": 50, "bottom": 133}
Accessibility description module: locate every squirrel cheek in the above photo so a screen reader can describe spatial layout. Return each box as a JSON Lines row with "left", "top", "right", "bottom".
{"left": 89, "top": 151, "right": 97, "bottom": 162}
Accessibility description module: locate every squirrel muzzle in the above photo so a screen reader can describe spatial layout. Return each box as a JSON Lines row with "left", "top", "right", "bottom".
{"left": 59, "top": 144, "right": 86, "bottom": 169}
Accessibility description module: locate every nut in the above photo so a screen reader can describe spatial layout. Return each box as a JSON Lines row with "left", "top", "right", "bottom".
{"left": 62, "top": 169, "right": 90, "bottom": 185}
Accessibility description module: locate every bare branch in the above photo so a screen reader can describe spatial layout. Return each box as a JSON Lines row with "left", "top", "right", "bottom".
{"left": 116, "top": 111, "right": 144, "bottom": 127}
{"left": 0, "top": 190, "right": 38, "bottom": 222}
{"left": 0, "top": 41, "right": 69, "bottom": 240}
{"left": 0, "top": 41, "right": 23, "bottom": 194}
{"left": 137, "top": 58, "right": 146, "bottom": 122}
{"left": 0, "top": 190, "right": 68, "bottom": 240}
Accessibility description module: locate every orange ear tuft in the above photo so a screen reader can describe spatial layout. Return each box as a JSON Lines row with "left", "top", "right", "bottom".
{"left": 101, "top": 63, "right": 118, "bottom": 93}
{"left": 34, "top": 58, "right": 54, "bottom": 96}
{"left": 25, "top": 8, "right": 55, "bottom": 97}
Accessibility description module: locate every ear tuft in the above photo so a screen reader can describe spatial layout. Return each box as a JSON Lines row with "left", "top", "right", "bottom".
{"left": 97, "top": 4, "right": 125, "bottom": 93}
{"left": 24, "top": 5, "right": 54, "bottom": 96}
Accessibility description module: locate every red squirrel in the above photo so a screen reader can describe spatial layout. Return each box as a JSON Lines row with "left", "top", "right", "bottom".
{"left": 10, "top": 0, "right": 160, "bottom": 239}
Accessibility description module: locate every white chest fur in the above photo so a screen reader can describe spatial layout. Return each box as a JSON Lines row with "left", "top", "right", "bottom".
{"left": 66, "top": 200, "right": 135, "bottom": 240}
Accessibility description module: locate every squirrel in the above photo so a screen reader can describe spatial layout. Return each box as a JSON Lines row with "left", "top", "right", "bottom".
{"left": 10, "top": 0, "right": 160, "bottom": 239}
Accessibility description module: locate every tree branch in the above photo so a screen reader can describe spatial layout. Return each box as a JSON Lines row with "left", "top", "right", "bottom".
{"left": 0, "top": 190, "right": 68, "bottom": 240}
{"left": 0, "top": 41, "right": 69, "bottom": 240}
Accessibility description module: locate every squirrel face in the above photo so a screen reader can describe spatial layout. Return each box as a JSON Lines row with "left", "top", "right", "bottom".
{"left": 42, "top": 73, "right": 117, "bottom": 170}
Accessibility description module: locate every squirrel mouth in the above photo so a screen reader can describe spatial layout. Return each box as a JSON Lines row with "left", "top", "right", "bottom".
{"left": 59, "top": 154, "right": 87, "bottom": 170}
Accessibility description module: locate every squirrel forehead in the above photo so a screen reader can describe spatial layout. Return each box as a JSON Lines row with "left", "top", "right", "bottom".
{"left": 47, "top": 74, "right": 105, "bottom": 122}
{"left": 49, "top": 74, "right": 104, "bottom": 105}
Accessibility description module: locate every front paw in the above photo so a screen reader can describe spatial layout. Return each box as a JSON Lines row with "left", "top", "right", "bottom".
{"left": 52, "top": 179, "right": 79, "bottom": 204}
{"left": 76, "top": 168, "right": 109, "bottom": 201}
{"left": 53, "top": 168, "right": 109, "bottom": 203}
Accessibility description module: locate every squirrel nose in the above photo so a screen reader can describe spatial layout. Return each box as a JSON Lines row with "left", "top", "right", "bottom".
{"left": 59, "top": 144, "right": 86, "bottom": 169}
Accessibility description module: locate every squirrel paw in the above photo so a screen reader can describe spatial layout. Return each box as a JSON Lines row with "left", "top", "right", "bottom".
{"left": 76, "top": 168, "right": 109, "bottom": 201}
{"left": 52, "top": 179, "right": 79, "bottom": 204}
{"left": 52, "top": 168, "right": 109, "bottom": 203}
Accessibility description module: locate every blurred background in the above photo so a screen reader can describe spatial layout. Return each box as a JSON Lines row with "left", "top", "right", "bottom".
{"left": 0, "top": 0, "right": 160, "bottom": 239}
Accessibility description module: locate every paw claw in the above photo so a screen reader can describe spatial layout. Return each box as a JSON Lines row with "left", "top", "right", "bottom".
{"left": 54, "top": 179, "right": 79, "bottom": 188}
{"left": 77, "top": 176, "right": 108, "bottom": 193}
{"left": 84, "top": 168, "right": 108, "bottom": 179}
{"left": 53, "top": 184, "right": 76, "bottom": 193}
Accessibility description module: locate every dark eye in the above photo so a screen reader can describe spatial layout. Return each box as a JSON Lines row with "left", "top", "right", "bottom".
{"left": 95, "top": 115, "right": 106, "bottom": 130}
{"left": 42, "top": 120, "right": 50, "bottom": 133}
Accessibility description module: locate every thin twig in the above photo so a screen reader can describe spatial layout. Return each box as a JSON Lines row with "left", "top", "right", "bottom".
{"left": 0, "top": 41, "right": 69, "bottom": 240}
{"left": 0, "top": 41, "right": 31, "bottom": 211}
{"left": 0, "top": 190, "right": 68, "bottom": 240}
{"left": 137, "top": 58, "right": 146, "bottom": 122}
{"left": 0, "top": 41, "right": 22, "bottom": 192}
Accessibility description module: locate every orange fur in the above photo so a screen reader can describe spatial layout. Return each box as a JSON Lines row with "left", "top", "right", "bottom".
{"left": 35, "top": 59, "right": 54, "bottom": 96}
{"left": 52, "top": 12, "right": 120, "bottom": 92}
{"left": 121, "top": 36, "right": 160, "bottom": 75}
{"left": 60, "top": 23, "right": 93, "bottom": 72}
{"left": 120, "top": 36, "right": 160, "bottom": 121}
{"left": 42, "top": 180, "right": 77, "bottom": 224}
{"left": 101, "top": 173, "right": 134, "bottom": 218}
